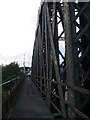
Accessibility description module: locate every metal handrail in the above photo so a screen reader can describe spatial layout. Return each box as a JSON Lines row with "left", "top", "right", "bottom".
{"left": 0, "top": 76, "right": 22, "bottom": 87}
{"left": 31, "top": 74, "right": 90, "bottom": 96}
{"left": 31, "top": 73, "right": 90, "bottom": 119}
{"left": 1, "top": 75, "right": 24, "bottom": 119}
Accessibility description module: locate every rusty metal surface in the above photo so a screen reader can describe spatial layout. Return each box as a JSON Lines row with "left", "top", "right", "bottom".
{"left": 1, "top": 75, "right": 24, "bottom": 119}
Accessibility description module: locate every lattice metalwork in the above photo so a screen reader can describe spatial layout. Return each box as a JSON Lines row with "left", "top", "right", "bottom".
{"left": 31, "top": 1, "right": 90, "bottom": 119}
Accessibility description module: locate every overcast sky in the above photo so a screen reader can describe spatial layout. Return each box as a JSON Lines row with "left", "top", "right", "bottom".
{"left": 0, "top": 0, "right": 41, "bottom": 67}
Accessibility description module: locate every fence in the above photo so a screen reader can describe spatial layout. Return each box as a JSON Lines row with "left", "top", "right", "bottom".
{"left": 0, "top": 75, "right": 24, "bottom": 119}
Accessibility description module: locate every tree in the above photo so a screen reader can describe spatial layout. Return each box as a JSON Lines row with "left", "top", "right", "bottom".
{"left": 2, "top": 62, "right": 22, "bottom": 83}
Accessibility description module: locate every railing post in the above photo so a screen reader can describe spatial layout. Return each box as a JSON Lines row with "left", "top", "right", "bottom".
{"left": 2, "top": 75, "right": 24, "bottom": 119}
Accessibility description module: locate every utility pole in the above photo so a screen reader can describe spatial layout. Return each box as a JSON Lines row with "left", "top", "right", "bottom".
{"left": 23, "top": 54, "right": 26, "bottom": 75}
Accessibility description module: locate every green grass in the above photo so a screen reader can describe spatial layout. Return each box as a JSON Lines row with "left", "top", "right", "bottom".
{"left": 2, "top": 88, "right": 9, "bottom": 95}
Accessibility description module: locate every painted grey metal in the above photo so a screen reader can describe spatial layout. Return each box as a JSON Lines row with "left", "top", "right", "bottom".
{"left": 31, "top": 1, "right": 90, "bottom": 119}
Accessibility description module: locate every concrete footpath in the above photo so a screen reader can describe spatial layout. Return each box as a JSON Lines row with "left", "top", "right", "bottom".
{"left": 11, "top": 76, "right": 54, "bottom": 119}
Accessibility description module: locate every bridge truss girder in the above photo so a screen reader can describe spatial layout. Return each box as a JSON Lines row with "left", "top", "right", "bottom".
{"left": 31, "top": 1, "right": 90, "bottom": 119}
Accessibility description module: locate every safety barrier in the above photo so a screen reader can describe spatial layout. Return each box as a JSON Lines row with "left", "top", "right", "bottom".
{"left": 31, "top": 74, "right": 90, "bottom": 119}
{"left": 0, "top": 75, "right": 25, "bottom": 119}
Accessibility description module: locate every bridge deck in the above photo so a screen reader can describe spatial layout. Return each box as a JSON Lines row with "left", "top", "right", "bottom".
{"left": 11, "top": 76, "right": 54, "bottom": 119}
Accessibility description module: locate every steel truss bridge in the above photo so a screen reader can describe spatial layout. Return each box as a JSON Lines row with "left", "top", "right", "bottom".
{"left": 31, "top": 1, "right": 90, "bottom": 119}
{"left": 1, "top": 1, "right": 90, "bottom": 119}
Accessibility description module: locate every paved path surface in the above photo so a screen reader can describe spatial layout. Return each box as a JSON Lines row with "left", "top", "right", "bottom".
{"left": 11, "top": 76, "right": 54, "bottom": 119}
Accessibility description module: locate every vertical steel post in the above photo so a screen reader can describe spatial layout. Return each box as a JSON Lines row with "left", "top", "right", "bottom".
{"left": 47, "top": 4, "right": 67, "bottom": 118}
{"left": 63, "top": 2, "right": 76, "bottom": 118}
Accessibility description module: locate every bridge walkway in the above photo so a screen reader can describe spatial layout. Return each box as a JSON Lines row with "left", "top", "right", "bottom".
{"left": 11, "top": 76, "right": 54, "bottom": 119}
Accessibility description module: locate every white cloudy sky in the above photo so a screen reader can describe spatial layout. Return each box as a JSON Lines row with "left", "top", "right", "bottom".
{"left": 0, "top": 0, "right": 41, "bottom": 67}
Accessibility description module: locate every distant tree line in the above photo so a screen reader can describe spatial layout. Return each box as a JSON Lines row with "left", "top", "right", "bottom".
{"left": 2, "top": 62, "right": 23, "bottom": 83}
